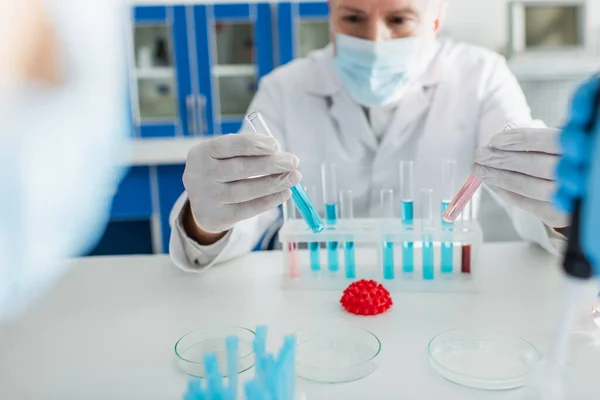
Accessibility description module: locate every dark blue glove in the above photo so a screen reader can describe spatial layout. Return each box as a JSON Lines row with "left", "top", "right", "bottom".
{"left": 554, "top": 75, "right": 600, "bottom": 271}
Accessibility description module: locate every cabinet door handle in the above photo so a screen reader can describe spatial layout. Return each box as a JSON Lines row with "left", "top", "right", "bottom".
{"left": 186, "top": 94, "right": 197, "bottom": 135}
{"left": 196, "top": 94, "right": 207, "bottom": 135}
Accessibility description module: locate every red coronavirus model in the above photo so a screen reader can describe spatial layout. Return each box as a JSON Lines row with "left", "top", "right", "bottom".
{"left": 340, "top": 279, "right": 393, "bottom": 316}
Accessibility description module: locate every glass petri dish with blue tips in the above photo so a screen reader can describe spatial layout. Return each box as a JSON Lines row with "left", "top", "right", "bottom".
{"left": 174, "top": 325, "right": 256, "bottom": 378}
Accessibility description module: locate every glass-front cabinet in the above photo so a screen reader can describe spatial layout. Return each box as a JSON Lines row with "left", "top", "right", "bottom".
{"left": 131, "top": 3, "right": 273, "bottom": 138}
{"left": 131, "top": 6, "right": 194, "bottom": 138}
{"left": 194, "top": 3, "right": 274, "bottom": 135}
{"left": 277, "top": 1, "right": 330, "bottom": 66}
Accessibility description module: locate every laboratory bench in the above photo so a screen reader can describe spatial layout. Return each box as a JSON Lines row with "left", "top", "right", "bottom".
{"left": 103, "top": 0, "right": 598, "bottom": 257}
{"left": 1, "top": 242, "right": 599, "bottom": 399}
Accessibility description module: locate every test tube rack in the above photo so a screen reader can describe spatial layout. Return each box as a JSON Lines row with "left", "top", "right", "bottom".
{"left": 279, "top": 217, "right": 483, "bottom": 293}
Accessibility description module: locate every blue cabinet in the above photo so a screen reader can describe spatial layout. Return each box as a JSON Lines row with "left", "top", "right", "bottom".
{"left": 156, "top": 164, "right": 186, "bottom": 253}
{"left": 277, "top": 1, "right": 330, "bottom": 66}
{"left": 90, "top": 167, "right": 154, "bottom": 256}
{"left": 131, "top": 6, "right": 195, "bottom": 138}
{"left": 111, "top": 167, "right": 153, "bottom": 220}
{"left": 194, "top": 3, "right": 274, "bottom": 135}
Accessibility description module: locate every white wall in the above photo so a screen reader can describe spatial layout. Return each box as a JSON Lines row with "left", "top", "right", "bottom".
{"left": 441, "top": 0, "right": 508, "bottom": 53}
{"left": 443, "top": 0, "right": 600, "bottom": 54}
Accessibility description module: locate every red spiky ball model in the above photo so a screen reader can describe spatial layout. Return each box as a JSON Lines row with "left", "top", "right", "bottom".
{"left": 340, "top": 279, "right": 393, "bottom": 316}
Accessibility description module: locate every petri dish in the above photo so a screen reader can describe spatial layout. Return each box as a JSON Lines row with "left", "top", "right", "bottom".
{"left": 294, "top": 324, "right": 381, "bottom": 383}
{"left": 428, "top": 327, "right": 541, "bottom": 390}
{"left": 174, "top": 325, "right": 255, "bottom": 377}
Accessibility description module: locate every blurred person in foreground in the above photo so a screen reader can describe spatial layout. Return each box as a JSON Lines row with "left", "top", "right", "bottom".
{"left": 0, "top": 0, "right": 129, "bottom": 321}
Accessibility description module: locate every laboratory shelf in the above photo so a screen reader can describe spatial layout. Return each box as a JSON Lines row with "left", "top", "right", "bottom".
{"left": 127, "top": 137, "right": 211, "bottom": 166}
{"left": 134, "top": 67, "right": 175, "bottom": 80}
{"left": 212, "top": 65, "right": 257, "bottom": 77}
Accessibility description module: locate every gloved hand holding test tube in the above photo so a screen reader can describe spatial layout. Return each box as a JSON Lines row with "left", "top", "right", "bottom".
{"left": 442, "top": 123, "right": 516, "bottom": 223}
{"left": 245, "top": 111, "right": 324, "bottom": 234}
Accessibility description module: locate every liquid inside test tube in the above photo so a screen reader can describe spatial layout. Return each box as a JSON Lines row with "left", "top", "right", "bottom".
{"left": 441, "top": 160, "right": 456, "bottom": 274}
{"left": 381, "top": 189, "right": 395, "bottom": 280}
{"left": 442, "top": 173, "right": 482, "bottom": 223}
{"left": 442, "top": 123, "right": 513, "bottom": 223}
{"left": 305, "top": 186, "right": 321, "bottom": 271}
{"left": 340, "top": 190, "right": 356, "bottom": 279}
{"left": 460, "top": 201, "right": 474, "bottom": 274}
{"left": 245, "top": 111, "right": 324, "bottom": 233}
{"left": 421, "top": 188, "right": 434, "bottom": 280}
{"left": 400, "top": 161, "right": 414, "bottom": 273}
{"left": 282, "top": 199, "right": 299, "bottom": 278}
{"left": 322, "top": 163, "right": 339, "bottom": 272}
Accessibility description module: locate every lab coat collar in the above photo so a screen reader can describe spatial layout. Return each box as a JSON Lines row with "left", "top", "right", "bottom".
{"left": 304, "top": 41, "right": 443, "bottom": 98}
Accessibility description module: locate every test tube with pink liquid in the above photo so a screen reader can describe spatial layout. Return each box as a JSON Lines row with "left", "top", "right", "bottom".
{"left": 442, "top": 123, "right": 516, "bottom": 223}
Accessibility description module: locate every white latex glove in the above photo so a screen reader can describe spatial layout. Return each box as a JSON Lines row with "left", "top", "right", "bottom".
{"left": 183, "top": 134, "right": 301, "bottom": 233}
{"left": 473, "top": 127, "right": 568, "bottom": 228}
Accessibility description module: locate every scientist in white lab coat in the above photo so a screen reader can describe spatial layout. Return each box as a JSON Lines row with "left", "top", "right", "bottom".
{"left": 170, "top": 0, "right": 567, "bottom": 271}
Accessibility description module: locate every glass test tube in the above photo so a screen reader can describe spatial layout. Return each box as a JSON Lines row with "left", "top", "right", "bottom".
{"left": 461, "top": 200, "right": 474, "bottom": 274}
{"left": 441, "top": 160, "right": 456, "bottom": 274}
{"left": 399, "top": 161, "right": 414, "bottom": 273}
{"left": 283, "top": 199, "right": 299, "bottom": 278}
{"left": 245, "top": 111, "right": 324, "bottom": 233}
{"left": 442, "top": 123, "right": 515, "bottom": 223}
{"left": 321, "top": 163, "right": 339, "bottom": 271}
{"left": 340, "top": 190, "right": 356, "bottom": 279}
{"left": 381, "top": 189, "right": 395, "bottom": 280}
{"left": 306, "top": 185, "right": 321, "bottom": 272}
{"left": 421, "top": 188, "right": 434, "bottom": 280}
{"left": 322, "top": 163, "right": 338, "bottom": 226}
{"left": 442, "top": 173, "right": 481, "bottom": 223}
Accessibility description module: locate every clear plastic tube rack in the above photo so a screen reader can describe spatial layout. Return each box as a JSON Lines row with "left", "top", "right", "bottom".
{"left": 279, "top": 192, "right": 482, "bottom": 293}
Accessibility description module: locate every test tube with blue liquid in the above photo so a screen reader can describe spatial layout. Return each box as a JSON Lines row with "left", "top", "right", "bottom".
{"left": 441, "top": 160, "right": 456, "bottom": 274}
{"left": 321, "top": 162, "right": 339, "bottom": 271}
{"left": 421, "top": 188, "right": 435, "bottom": 280}
{"left": 245, "top": 111, "right": 324, "bottom": 234}
{"left": 306, "top": 185, "right": 321, "bottom": 272}
{"left": 340, "top": 190, "right": 356, "bottom": 279}
{"left": 381, "top": 189, "right": 395, "bottom": 280}
{"left": 282, "top": 198, "right": 299, "bottom": 278}
{"left": 400, "top": 161, "right": 414, "bottom": 274}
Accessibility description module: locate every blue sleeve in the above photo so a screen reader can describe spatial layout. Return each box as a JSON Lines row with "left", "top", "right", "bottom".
{"left": 583, "top": 126, "right": 600, "bottom": 271}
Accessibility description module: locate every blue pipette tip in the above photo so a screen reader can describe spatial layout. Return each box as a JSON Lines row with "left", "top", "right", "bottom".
{"left": 244, "top": 380, "right": 266, "bottom": 400}
{"left": 255, "top": 326, "right": 267, "bottom": 350}
{"left": 186, "top": 379, "right": 203, "bottom": 394}
{"left": 226, "top": 335, "right": 239, "bottom": 398}
{"left": 203, "top": 352, "right": 225, "bottom": 395}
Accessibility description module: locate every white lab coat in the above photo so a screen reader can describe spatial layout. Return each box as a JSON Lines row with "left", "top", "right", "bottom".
{"left": 169, "top": 39, "right": 563, "bottom": 272}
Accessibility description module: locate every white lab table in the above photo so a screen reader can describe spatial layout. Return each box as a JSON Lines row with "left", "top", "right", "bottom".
{"left": 1, "top": 242, "right": 599, "bottom": 400}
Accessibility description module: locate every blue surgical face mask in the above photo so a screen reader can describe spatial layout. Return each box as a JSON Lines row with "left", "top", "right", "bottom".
{"left": 332, "top": 33, "right": 422, "bottom": 107}
{"left": 0, "top": 0, "right": 129, "bottom": 320}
